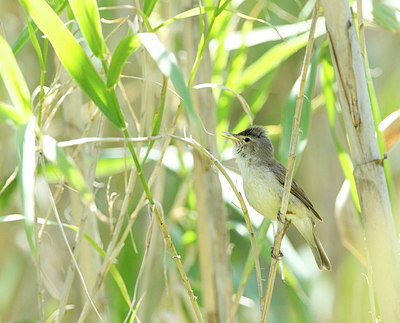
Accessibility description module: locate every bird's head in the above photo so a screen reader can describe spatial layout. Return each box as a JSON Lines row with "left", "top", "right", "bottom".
{"left": 222, "top": 126, "right": 274, "bottom": 161}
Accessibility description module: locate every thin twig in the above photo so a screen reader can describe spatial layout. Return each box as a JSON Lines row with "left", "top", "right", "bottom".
{"left": 0, "top": 166, "right": 19, "bottom": 195}
{"left": 261, "top": 1, "right": 320, "bottom": 322}
{"left": 169, "top": 134, "right": 264, "bottom": 306}
{"left": 58, "top": 135, "right": 163, "bottom": 147}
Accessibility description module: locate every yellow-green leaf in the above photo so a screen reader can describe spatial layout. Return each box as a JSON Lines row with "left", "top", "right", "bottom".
{"left": 0, "top": 35, "right": 32, "bottom": 122}
{"left": 107, "top": 34, "right": 141, "bottom": 88}
{"left": 68, "top": 0, "right": 107, "bottom": 59}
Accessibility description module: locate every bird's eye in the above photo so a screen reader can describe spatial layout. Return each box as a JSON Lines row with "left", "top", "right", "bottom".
{"left": 244, "top": 137, "right": 251, "bottom": 143}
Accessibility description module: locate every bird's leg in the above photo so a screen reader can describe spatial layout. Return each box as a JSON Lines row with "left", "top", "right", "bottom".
{"left": 282, "top": 220, "right": 291, "bottom": 236}
{"left": 270, "top": 247, "right": 283, "bottom": 260}
{"left": 277, "top": 210, "right": 288, "bottom": 224}
{"left": 270, "top": 220, "right": 291, "bottom": 260}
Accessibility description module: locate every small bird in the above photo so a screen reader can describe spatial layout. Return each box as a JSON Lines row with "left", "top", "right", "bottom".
{"left": 223, "top": 125, "right": 331, "bottom": 270}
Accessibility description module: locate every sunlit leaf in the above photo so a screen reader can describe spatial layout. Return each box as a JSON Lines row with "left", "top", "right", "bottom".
{"left": 0, "top": 35, "right": 32, "bottom": 122}
{"left": 107, "top": 34, "right": 141, "bottom": 88}
{"left": 69, "top": 0, "right": 107, "bottom": 60}
{"left": 69, "top": 0, "right": 107, "bottom": 59}
{"left": 223, "top": 17, "right": 326, "bottom": 50}
{"left": 19, "top": 0, "right": 125, "bottom": 129}
{"left": 143, "top": 0, "right": 158, "bottom": 17}
{"left": 153, "top": 6, "right": 215, "bottom": 31}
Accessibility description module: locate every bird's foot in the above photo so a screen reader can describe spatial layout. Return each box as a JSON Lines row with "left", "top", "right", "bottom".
{"left": 270, "top": 247, "right": 283, "bottom": 260}
{"left": 277, "top": 210, "right": 288, "bottom": 224}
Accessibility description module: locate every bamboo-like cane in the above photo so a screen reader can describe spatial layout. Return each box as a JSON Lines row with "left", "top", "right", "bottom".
{"left": 261, "top": 2, "right": 320, "bottom": 322}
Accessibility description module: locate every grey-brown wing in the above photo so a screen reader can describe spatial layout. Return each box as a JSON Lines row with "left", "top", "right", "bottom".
{"left": 271, "top": 161, "right": 322, "bottom": 221}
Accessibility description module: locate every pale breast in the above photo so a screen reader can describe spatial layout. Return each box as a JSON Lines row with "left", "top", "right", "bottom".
{"left": 242, "top": 166, "right": 283, "bottom": 221}
{"left": 240, "top": 164, "right": 310, "bottom": 222}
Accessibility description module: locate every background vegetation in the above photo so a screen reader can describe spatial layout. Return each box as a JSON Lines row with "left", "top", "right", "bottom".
{"left": 1, "top": 0, "right": 400, "bottom": 322}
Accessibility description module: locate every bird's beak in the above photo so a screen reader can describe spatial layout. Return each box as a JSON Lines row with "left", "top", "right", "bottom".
{"left": 221, "top": 131, "right": 240, "bottom": 142}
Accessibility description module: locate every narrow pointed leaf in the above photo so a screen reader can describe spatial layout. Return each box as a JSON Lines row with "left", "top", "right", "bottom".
{"left": 107, "top": 34, "right": 141, "bottom": 88}
{"left": 0, "top": 35, "right": 32, "bottom": 121}
{"left": 143, "top": 0, "right": 158, "bottom": 17}
{"left": 68, "top": 0, "right": 107, "bottom": 59}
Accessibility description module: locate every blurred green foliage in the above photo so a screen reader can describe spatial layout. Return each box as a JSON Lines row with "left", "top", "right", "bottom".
{"left": 0, "top": 0, "right": 400, "bottom": 322}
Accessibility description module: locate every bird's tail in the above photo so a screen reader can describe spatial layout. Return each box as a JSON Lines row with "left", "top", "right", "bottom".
{"left": 293, "top": 217, "right": 331, "bottom": 270}
{"left": 311, "top": 233, "right": 331, "bottom": 271}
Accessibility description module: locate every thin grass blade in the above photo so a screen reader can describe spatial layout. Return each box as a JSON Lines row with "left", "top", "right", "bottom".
{"left": 153, "top": 6, "right": 215, "bottom": 31}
